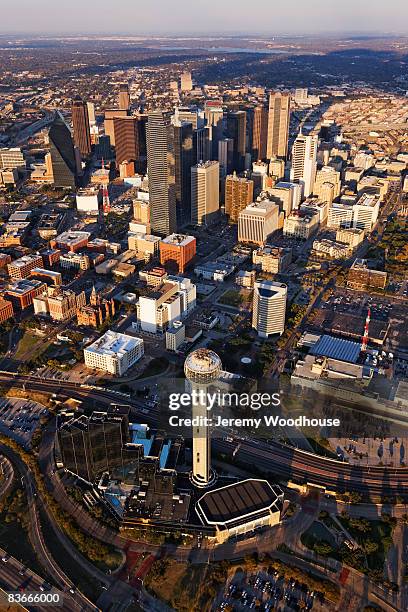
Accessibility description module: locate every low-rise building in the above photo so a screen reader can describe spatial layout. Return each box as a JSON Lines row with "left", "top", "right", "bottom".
{"left": 0, "top": 253, "right": 12, "bottom": 268}
{"left": 77, "top": 286, "right": 115, "bottom": 328}
{"left": 347, "top": 259, "right": 387, "bottom": 290}
{"left": 34, "top": 288, "right": 86, "bottom": 321}
{"left": 252, "top": 245, "right": 292, "bottom": 273}
{"left": 41, "top": 248, "right": 61, "bottom": 267}
{"left": 196, "top": 479, "right": 283, "bottom": 544}
{"left": 50, "top": 231, "right": 91, "bottom": 252}
{"left": 0, "top": 298, "right": 14, "bottom": 323}
{"left": 7, "top": 254, "right": 43, "bottom": 280}
{"left": 139, "top": 266, "right": 168, "bottom": 287}
{"left": 283, "top": 211, "right": 319, "bottom": 239}
{"left": 312, "top": 239, "right": 351, "bottom": 259}
{"left": 59, "top": 252, "right": 90, "bottom": 271}
{"left": 76, "top": 188, "right": 101, "bottom": 214}
{"left": 6, "top": 279, "right": 46, "bottom": 310}
{"left": 335, "top": 227, "right": 365, "bottom": 250}
{"left": 37, "top": 212, "right": 63, "bottom": 240}
{"left": 300, "top": 199, "right": 329, "bottom": 224}
{"left": 84, "top": 331, "right": 144, "bottom": 376}
{"left": 127, "top": 233, "right": 161, "bottom": 257}
{"left": 166, "top": 321, "right": 186, "bottom": 351}
{"left": 235, "top": 270, "right": 255, "bottom": 288}
{"left": 30, "top": 268, "right": 62, "bottom": 286}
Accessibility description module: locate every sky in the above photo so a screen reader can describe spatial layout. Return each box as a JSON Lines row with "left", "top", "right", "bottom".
{"left": 1, "top": 0, "right": 407, "bottom": 35}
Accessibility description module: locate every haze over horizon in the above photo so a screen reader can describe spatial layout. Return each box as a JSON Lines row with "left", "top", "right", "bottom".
{"left": 1, "top": 0, "right": 407, "bottom": 36}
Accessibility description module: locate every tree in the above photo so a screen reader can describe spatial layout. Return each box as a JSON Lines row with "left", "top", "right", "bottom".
{"left": 363, "top": 540, "right": 379, "bottom": 555}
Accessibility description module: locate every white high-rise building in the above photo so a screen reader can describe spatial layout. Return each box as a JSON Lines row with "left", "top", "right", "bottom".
{"left": 238, "top": 200, "right": 279, "bottom": 246}
{"left": 290, "top": 133, "right": 318, "bottom": 198}
{"left": 269, "top": 181, "right": 302, "bottom": 216}
{"left": 352, "top": 193, "right": 380, "bottom": 231}
{"left": 354, "top": 151, "right": 375, "bottom": 170}
{"left": 137, "top": 276, "right": 196, "bottom": 334}
{"left": 327, "top": 203, "right": 354, "bottom": 228}
{"left": 191, "top": 161, "right": 220, "bottom": 225}
{"left": 184, "top": 349, "right": 222, "bottom": 488}
{"left": 252, "top": 281, "right": 287, "bottom": 338}
{"left": 86, "top": 102, "right": 96, "bottom": 127}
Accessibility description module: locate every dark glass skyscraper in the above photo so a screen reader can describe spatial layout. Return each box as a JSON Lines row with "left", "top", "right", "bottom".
{"left": 48, "top": 113, "right": 78, "bottom": 188}
{"left": 227, "top": 110, "right": 247, "bottom": 172}
{"left": 58, "top": 410, "right": 139, "bottom": 483}
{"left": 72, "top": 96, "right": 91, "bottom": 158}
{"left": 173, "top": 120, "right": 193, "bottom": 227}
{"left": 147, "top": 110, "right": 177, "bottom": 236}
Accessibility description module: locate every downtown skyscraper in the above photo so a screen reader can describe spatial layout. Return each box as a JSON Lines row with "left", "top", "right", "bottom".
{"left": 226, "top": 110, "right": 247, "bottom": 172}
{"left": 147, "top": 110, "right": 177, "bottom": 236}
{"left": 173, "top": 117, "right": 194, "bottom": 227}
{"left": 290, "top": 133, "right": 318, "bottom": 198}
{"left": 118, "top": 83, "right": 131, "bottom": 111}
{"left": 71, "top": 96, "right": 91, "bottom": 158}
{"left": 266, "top": 92, "right": 290, "bottom": 160}
{"left": 48, "top": 113, "right": 78, "bottom": 188}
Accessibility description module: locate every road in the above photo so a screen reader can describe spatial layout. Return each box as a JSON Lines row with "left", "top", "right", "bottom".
{"left": 0, "top": 446, "right": 99, "bottom": 612}
{"left": 0, "top": 546, "right": 65, "bottom": 612}
{"left": 1, "top": 371, "right": 408, "bottom": 497}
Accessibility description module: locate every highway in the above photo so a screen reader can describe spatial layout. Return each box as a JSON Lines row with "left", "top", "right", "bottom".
{"left": 0, "top": 446, "right": 100, "bottom": 612}
{"left": 1, "top": 372, "right": 408, "bottom": 497}
{"left": 0, "top": 549, "right": 76, "bottom": 612}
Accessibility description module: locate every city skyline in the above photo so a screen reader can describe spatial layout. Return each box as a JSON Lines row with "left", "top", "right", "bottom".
{"left": 1, "top": 1, "right": 408, "bottom": 35}
{"left": 1, "top": 17, "right": 408, "bottom": 612}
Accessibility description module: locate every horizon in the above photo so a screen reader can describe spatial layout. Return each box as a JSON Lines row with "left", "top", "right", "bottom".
{"left": 1, "top": 0, "right": 407, "bottom": 36}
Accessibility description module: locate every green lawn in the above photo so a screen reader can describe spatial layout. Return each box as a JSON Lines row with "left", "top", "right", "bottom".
{"left": 219, "top": 289, "right": 244, "bottom": 307}
{"left": 15, "top": 332, "right": 50, "bottom": 360}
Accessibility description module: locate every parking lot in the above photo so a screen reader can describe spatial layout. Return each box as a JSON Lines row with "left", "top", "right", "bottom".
{"left": 0, "top": 398, "right": 48, "bottom": 449}
{"left": 213, "top": 569, "right": 322, "bottom": 612}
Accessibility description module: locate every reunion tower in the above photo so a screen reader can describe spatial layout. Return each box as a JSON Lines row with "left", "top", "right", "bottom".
{"left": 184, "top": 349, "right": 222, "bottom": 488}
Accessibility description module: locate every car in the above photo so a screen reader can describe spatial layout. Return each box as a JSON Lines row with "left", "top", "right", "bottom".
{"left": 19, "top": 566, "right": 26, "bottom": 576}
{"left": 1, "top": 554, "right": 10, "bottom": 562}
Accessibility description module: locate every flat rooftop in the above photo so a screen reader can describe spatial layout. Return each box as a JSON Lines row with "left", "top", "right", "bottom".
{"left": 310, "top": 334, "right": 361, "bottom": 364}
{"left": 55, "top": 230, "right": 91, "bottom": 243}
{"left": 86, "top": 330, "right": 143, "bottom": 357}
{"left": 7, "top": 278, "right": 44, "bottom": 295}
{"left": 161, "top": 233, "right": 195, "bottom": 247}
{"left": 8, "top": 254, "right": 41, "bottom": 268}
{"left": 197, "top": 479, "right": 282, "bottom": 526}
